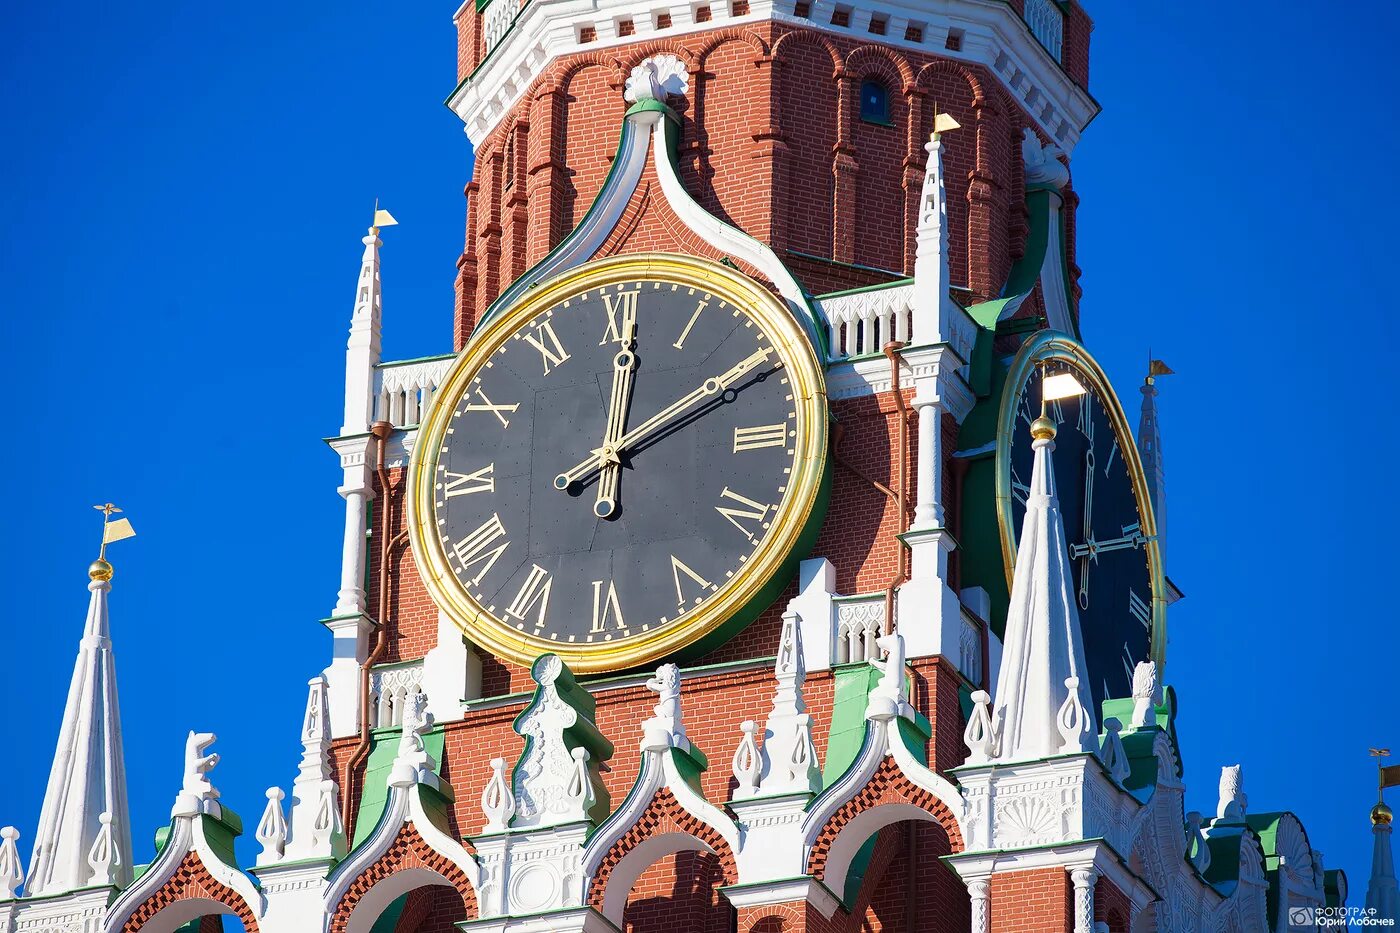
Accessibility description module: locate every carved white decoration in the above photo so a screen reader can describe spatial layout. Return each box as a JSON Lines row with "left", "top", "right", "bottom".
{"left": 1024, "top": 0, "right": 1064, "bottom": 63}
{"left": 481, "top": 757, "right": 515, "bottom": 832}
{"left": 623, "top": 54, "right": 688, "bottom": 103}
{"left": 990, "top": 424, "right": 1096, "bottom": 763}
{"left": 1098, "top": 719, "right": 1130, "bottom": 785}
{"left": 821, "top": 285, "right": 912, "bottom": 360}
{"left": 374, "top": 358, "right": 451, "bottom": 429}
{"left": 641, "top": 663, "right": 688, "bottom": 752}
{"left": 866, "top": 631, "right": 911, "bottom": 721}
{"left": 389, "top": 691, "right": 437, "bottom": 789}
{"left": 1022, "top": 126, "right": 1069, "bottom": 190}
{"left": 0, "top": 827, "right": 22, "bottom": 898}
{"left": 482, "top": 0, "right": 516, "bottom": 53}
{"left": 370, "top": 661, "right": 425, "bottom": 728}
{"left": 1185, "top": 811, "right": 1211, "bottom": 874}
{"left": 310, "top": 780, "right": 343, "bottom": 854}
{"left": 1071, "top": 866, "right": 1096, "bottom": 933}
{"left": 738, "top": 612, "right": 822, "bottom": 797}
{"left": 731, "top": 721, "right": 762, "bottom": 797}
{"left": 255, "top": 789, "right": 288, "bottom": 866}
{"left": 969, "top": 879, "right": 990, "bottom": 933}
{"left": 84, "top": 812, "right": 119, "bottom": 888}
{"left": 834, "top": 597, "right": 882, "bottom": 663}
{"left": 282, "top": 676, "right": 341, "bottom": 862}
{"left": 958, "top": 609, "right": 984, "bottom": 683}
{"left": 566, "top": 748, "right": 595, "bottom": 810}
{"left": 513, "top": 656, "right": 599, "bottom": 828}
{"left": 172, "top": 731, "right": 222, "bottom": 819}
{"left": 1217, "top": 764, "right": 1247, "bottom": 822}
{"left": 963, "top": 690, "right": 997, "bottom": 764}
{"left": 1130, "top": 661, "right": 1158, "bottom": 729}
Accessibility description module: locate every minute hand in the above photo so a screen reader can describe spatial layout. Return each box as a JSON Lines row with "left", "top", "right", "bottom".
{"left": 554, "top": 348, "right": 772, "bottom": 490}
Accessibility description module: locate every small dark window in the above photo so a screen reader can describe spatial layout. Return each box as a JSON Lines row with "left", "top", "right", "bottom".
{"left": 859, "top": 80, "right": 890, "bottom": 125}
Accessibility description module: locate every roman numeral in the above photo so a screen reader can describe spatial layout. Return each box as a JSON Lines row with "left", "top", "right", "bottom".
{"left": 464, "top": 387, "right": 520, "bottom": 428}
{"left": 590, "top": 579, "right": 626, "bottom": 632}
{"left": 599, "top": 289, "right": 639, "bottom": 346}
{"left": 673, "top": 299, "right": 707, "bottom": 350}
{"left": 1049, "top": 398, "right": 1064, "bottom": 424}
{"left": 715, "top": 487, "right": 772, "bottom": 542}
{"left": 442, "top": 463, "right": 495, "bottom": 498}
{"left": 523, "top": 320, "right": 571, "bottom": 374}
{"left": 505, "top": 564, "right": 553, "bottom": 626}
{"left": 452, "top": 514, "right": 509, "bottom": 586}
{"left": 670, "top": 555, "right": 713, "bottom": 608}
{"left": 1128, "top": 588, "right": 1151, "bottom": 629}
{"left": 733, "top": 424, "right": 787, "bottom": 453}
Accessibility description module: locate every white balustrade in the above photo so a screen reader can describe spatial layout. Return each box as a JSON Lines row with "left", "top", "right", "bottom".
{"left": 372, "top": 356, "right": 453, "bottom": 428}
{"left": 958, "top": 607, "right": 985, "bottom": 685}
{"left": 1024, "top": 0, "right": 1063, "bottom": 62}
{"left": 483, "top": 0, "right": 516, "bottom": 52}
{"left": 369, "top": 662, "right": 425, "bottom": 729}
{"left": 834, "top": 596, "right": 884, "bottom": 664}
{"left": 818, "top": 285, "right": 913, "bottom": 361}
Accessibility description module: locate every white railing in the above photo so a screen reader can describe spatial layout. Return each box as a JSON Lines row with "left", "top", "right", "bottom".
{"left": 373, "top": 355, "right": 453, "bottom": 428}
{"left": 834, "top": 595, "right": 884, "bottom": 664}
{"left": 818, "top": 284, "right": 913, "bottom": 360}
{"left": 369, "top": 661, "right": 424, "bottom": 729}
{"left": 1024, "top": 0, "right": 1063, "bottom": 62}
{"left": 958, "top": 607, "right": 985, "bottom": 685}
{"left": 482, "top": 0, "right": 516, "bottom": 53}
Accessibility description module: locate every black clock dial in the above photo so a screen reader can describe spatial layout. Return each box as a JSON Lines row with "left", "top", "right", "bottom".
{"left": 431, "top": 279, "right": 801, "bottom": 648}
{"left": 1008, "top": 365, "right": 1153, "bottom": 712}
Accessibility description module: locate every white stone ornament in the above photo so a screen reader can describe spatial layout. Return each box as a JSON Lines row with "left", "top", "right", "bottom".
{"left": 1130, "top": 660, "right": 1158, "bottom": 728}
{"left": 390, "top": 692, "right": 437, "bottom": 789}
{"left": 172, "top": 731, "right": 222, "bottom": 819}
{"left": 1217, "top": 764, "right": 1247, "bottom": 822}
{"left": 311, "top": 780, "right": 343, "bottom": 853}
{"left": 481, "top": 757, "right": 515, "bottom": 832}
{"left": 255, "top": 788, "right": 288, "bottom": 865}
{"left": 512, "top": 655, "right": 612, "bottom": 828}
{"left": 1098, "top": 718, "right": 1131, "bottom": 784}
{"left": 1056, "top": 676, "right": 1091, "bottom": 754}
{"left": 865, "top": 631, "right": 909, "bottom": 721}
{"left": 963, "top": 690, "right": 997, "bottom": 764}
{"left": 731, "top": 721, "right": 762, "bottom": 797}
{"left": 1185, "top": 811, "right": 1212, "bottom": 873}
{"left": 623, "top": 54, "right": 688, "bottom": 104}
{"left": 642, "top": 663, "right": 688, "bottom": 752}
{"left": 1021, "top": 127, "right": 1070, "bottom": 190}
{"left": 85, "top": 811, "right": 119, "bottom": 886}
{"left": 0, "top": 826, "right": 22, "bottom": 898}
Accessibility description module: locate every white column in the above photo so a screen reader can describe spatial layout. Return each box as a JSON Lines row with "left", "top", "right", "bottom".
{"left": 968, "top": 879, "right": 990, "bottom": 933}
{"left": 334, "top": 482, "right": 372, "bottom": 616}
{"left": 911, "top": 380, "right": 944, "bottom": 530}
{"left": 1071, "top": 866, "right": 1097, "bottom": 933}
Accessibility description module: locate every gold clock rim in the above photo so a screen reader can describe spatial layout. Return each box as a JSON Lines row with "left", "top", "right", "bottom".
{"left": 407, "top": 252, "right": 829, "bottom": 674}
{"left": 992, "top": 331, "right": 1169, "bottom": 673}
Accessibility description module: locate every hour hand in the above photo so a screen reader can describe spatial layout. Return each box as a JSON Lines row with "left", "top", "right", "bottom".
{"left": 594, "top": 318, "right": 639, "bottom": 518}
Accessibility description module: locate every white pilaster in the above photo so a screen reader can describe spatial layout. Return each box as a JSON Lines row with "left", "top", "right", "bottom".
{"left": 25, "top": 564, "right": 133, "bottom": 897}
{"left": 1071, "top": 866, "right": 1096, "bottom": 933}
{"left": 787, "top": 557, "right": 836, "bottom": 672}
{"left": 968, "top": 879, "right": 990, "bottom": 933}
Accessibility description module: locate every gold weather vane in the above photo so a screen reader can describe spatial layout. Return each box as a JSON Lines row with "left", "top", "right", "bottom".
{"left": 371, "top": 198, "right": 398, "bottom": 235}
{"left": 1146, "top": 352, "right": 1175, "bottom": 385}
{"left": 1375, "top": 749, "right": 1400, "bottom": 798}
{"left": 93, "top": 502, "right": 136, "bottom": 568}
{"left": 930, "top": 101, "right": 961, "bottom": 138}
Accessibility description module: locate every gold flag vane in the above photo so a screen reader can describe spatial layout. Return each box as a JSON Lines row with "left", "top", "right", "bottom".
{"left": 930, "top": 101, "right": 961, "bottom": 138}
{"left": 91, "top": 503, "right": 136, "bottom": 581}
{"left": 1146, "top": 352, "right": 1175, "bottom": 385}
{"left": 1372, "top": 748, "right": 1399, "bottom": 826}
{"left": 371, "top": 198, "right": 398, "bottom": 234}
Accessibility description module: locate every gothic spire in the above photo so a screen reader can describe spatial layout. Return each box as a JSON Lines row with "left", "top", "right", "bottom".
{"left": 987, "top": 393, "right": 1095, "bottom": 761}
{"left": 1368, "top": 756, "right": 1399, "bottom": 919}
{"left": 1138, "top": 358, "right": 1172, "bottom": 564}
{"left": 25, "top": 557, "right": 133, "bottom": 896}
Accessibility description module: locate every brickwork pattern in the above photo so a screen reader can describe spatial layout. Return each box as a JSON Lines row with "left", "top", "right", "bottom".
{"left": 327, "top": 822, "right": 477, "bottom": 933}
{"left": 117, "top": 849, "right": 259, "bottom": 933}
{"left": 1094, "top": 874, "right": 1132, "bottom": 933}
{"left": 988, "top": 867, "right": 1072, "bottom": 933}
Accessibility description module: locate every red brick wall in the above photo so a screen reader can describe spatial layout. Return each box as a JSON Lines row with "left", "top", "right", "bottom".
{"left": 988, "top": 868, "right": 1072, "bottom": 933}
{"left": 1094, "top": 875, "right": 1132, "bottom": 933}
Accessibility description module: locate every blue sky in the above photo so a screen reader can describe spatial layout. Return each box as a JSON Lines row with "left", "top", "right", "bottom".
{"left": 2, "top": 0, "right": 1394, "bottom": 903}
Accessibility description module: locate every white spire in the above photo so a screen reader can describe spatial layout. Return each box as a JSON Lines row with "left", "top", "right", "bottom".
{"left": 1138, "top": 362, "right": 1169, "bottom": 564}
{"left": 26, "top": 564, "right": 133, "bottom": 896}
{"left": 987, "top": 413, "right": 1096, "bottom": 762}
{"left": 342, "top": 222, "right": 385, "bottom": 436}
{"left": 911, "top": 116, "right": 959, "bottom": 343}
{"left": 731, "top": 612, "right": 821, "bottom": 799}
{"left": 1369, "top": 798, "right": 1399, "bottom": 918}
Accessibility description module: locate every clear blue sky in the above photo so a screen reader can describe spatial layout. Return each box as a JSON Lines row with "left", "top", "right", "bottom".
{"left": 2, "top": 0, "right": 1394, "bottom": 901}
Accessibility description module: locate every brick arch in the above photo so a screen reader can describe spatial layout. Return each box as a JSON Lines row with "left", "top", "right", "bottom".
{"left": 914, "top": 59, "right": 986, "bottom": 104}
{"left": 118, "top": 850, "right": 259, "bottom": 933}
{"left": 693, "top": 26, "right": 771, "bottom": 65}
{"left": 327, "top": 822, "right": 477, "bottom": 933}
{"left": 739, "top": 902, "right": 802, "bottom": 931}
{"left": 586, "top": 787, "right": 739, "bottom": 921}
{"left": 843, "top": 44, "right": 914, "bottom": 90}
{"left": 770, "top": 29, "right": 842, "bottom": 76}
{"left": 617, "top": 41, "right": 699, "bottom": 73}
{"left": 806, "top": 756, "right": 964, "bottom": 882}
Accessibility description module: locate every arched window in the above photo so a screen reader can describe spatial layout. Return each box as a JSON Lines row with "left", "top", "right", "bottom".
{"left": 859, "top": 79, "right": 890, "bottom": 125}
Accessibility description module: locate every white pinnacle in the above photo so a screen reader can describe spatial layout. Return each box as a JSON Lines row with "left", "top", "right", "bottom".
{"left": 25, "top": 567, "right": 133, "bottom": 896}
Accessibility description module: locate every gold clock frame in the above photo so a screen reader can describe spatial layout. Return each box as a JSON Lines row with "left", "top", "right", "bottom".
{"left": 407, "top": 253, "right": 829, "bottom": 673}
{"left": 993, "top": 331, "right": 1168, "bottom": 671}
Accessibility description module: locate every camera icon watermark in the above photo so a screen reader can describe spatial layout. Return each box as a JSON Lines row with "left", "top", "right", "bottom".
{"left": 1289, "top": 906, "right": 1395, "bottom": 927}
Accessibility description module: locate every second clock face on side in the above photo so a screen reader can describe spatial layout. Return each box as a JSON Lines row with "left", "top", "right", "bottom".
{"left": 409, "top": 254, "right": 828, "bottom": 672}
{"left": 998, "top": 335, "right": 1164, "bottom": 712}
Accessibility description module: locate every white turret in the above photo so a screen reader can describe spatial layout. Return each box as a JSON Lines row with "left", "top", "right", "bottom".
{"left": 1368, "top": 769, "right": 1398, "bottom": 919}
{"left": 984, "top": 399, "right": 1095, "bottom": 762}
{"left": 25, "top": 558, "right": 133, "bottom": 896}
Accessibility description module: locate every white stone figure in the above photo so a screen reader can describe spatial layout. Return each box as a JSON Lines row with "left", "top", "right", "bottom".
{"left": 389, "top": 692, "right": 437, "bottom": 789}
{"left": 0, "top": 827, "right": 20, "bottom": 898}
{"left": 172, "top": 731, "right": 222, "bottom": 819}
{"left": 481, "top": 758, "right": 515, "bottom": 832}
{"left": 1185, "top": 811, "right": 1211, "bottom": 874}
{"left": 513, "top": 656, "right": 606, "bottom": 826}
{"left": 1021, "top": 127, "right": 1069, "bottom": 190}
{"left": 731, "top": 721, "right": 762, "bottom": 797}
{"left": 642, "top": 663, "right": 688, "bottom": 752}
{"left": 1130, "top": 661, "right": 1158, "bottom": 729}
{"left": 255, "top": 789, "right": 288, "bottom": 865}
{"left": 989, "top": 415, "right": 1096, "bottom": 762}
{"left": 866, "top": 630, "right": 910, "bottom": 720}
{"left": 1217, "top": 764, "right": 1247, "bottom": 822}
{"left": 963, "top": 690, "right": 997, "bottom": 764}
{"left": 1098, "top": 719, "right": 1131, "bottom": 784}
{"left": 623, "top": 54, "right": 689, "bottom": 104}
{"left": 86, "top": 812, "right": 119, "bottom": 886}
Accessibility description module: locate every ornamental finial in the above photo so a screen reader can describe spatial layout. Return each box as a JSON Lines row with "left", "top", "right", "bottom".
{"left": 90, "top": 503, "right": 135, "bottom": 580}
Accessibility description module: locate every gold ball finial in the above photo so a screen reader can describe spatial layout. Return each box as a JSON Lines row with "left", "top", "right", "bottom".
{"left": 1374, "top": 801, "right": 1394, "bottom": 827}
{"left": 88, "top": 558, "right": 114, "bottom": 582}
{"left": 1030, "top": 414, "right": 1057, "bottom": 440}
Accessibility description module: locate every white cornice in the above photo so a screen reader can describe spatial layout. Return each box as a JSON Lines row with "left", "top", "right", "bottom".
{"left": 449, "top": 0, "right": 1096, "bottom": 149}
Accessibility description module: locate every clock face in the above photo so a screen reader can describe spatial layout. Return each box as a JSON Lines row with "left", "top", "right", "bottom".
{"left": 409, "top": 254, "right": 828, "bottom": 672}
{"left": 998, "top": 336, "right": 1163, "bottom": 712}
